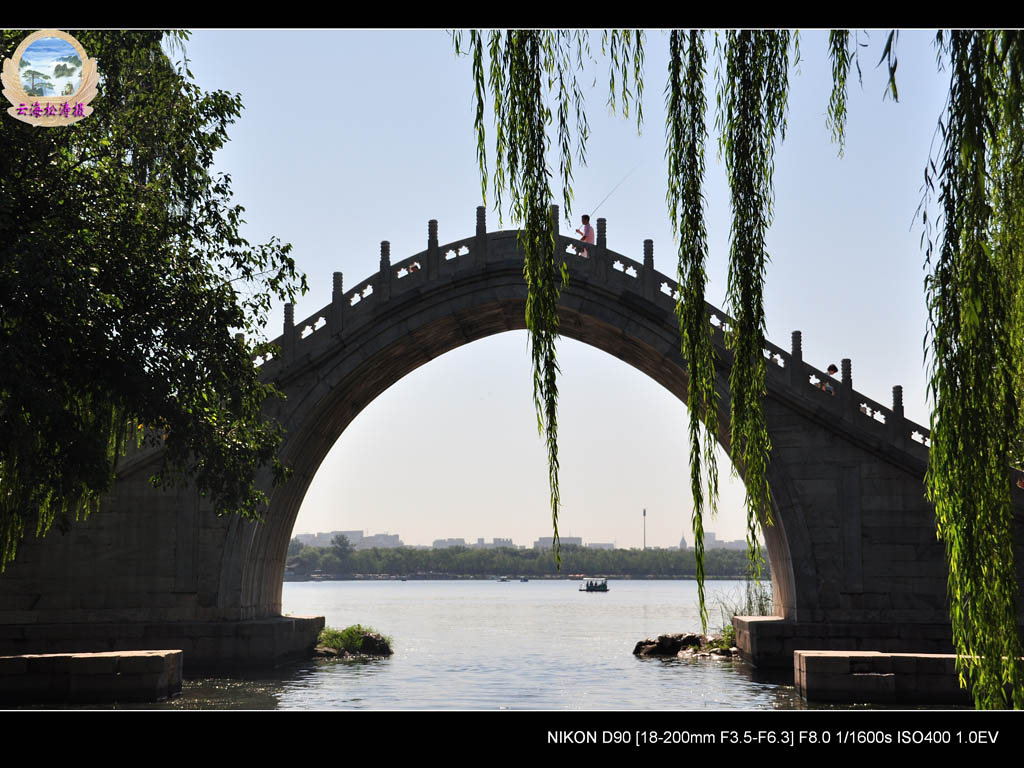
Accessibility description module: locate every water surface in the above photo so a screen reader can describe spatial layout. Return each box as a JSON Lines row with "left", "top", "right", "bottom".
{"left": 166, "top": 578, "right": 804, "bottom": 710}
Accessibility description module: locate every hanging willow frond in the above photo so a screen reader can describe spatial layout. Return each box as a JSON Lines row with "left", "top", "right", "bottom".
{"left": 453, "top": 26, "right": 1024, "bottom": 710}
{"left": 827, "top": 30, "right": 851, "bottom": 154}
{"left": 604, "top": 29, "right": 645, "bottom": 128}
{"left": 878, "top": 29, "right": 901, "bottom": 102}
{"left": 716, "top": 30, "right": 790, "bottom": 579}
{"left": 0, "top": 397, "right": 136, "bottom": 571}
{"left": 666, "top": 29, "right": 719, "bottom": 632}
{"left": 925, "top": 29, "right": 1024, "bottom": 710}
{"left": 454, "top": 30, "right": 643, "bottom": 565}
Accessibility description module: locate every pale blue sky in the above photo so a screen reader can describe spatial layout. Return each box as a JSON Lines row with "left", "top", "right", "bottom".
{"left": 178, "top": 30, "right": 947, "bottom": 549}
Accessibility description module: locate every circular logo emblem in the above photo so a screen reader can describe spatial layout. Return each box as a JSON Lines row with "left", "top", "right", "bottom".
{"left": 1, "top": 29, "right": 98, "bottom": 126}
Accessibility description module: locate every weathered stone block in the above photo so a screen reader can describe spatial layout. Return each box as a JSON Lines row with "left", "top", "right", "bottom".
{"left": 851, "top": 655, "right": 890, "bottom": 673}
{"left": 118, "top": 652, "right": 157, "bottom": 675}
{"left": 71, "top": 654, "right": 119, "bottom": 675}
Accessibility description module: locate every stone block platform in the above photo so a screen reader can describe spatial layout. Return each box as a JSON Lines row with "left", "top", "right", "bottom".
{"left": 735, "top": 616, "right": 954, "bottom": 669}
{"left": 795, "top": 650, "right": 970, "bottom": 705}
{"left": 0, "top": 650, "right": 182, "bottom": 704}
{"left": 0, "top": 616, "right": 325, "bottom": 670}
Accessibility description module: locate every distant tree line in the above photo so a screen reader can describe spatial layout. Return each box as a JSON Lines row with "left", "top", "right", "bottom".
{"left": 286, "top": 535, "right": 768, "bottom": 579}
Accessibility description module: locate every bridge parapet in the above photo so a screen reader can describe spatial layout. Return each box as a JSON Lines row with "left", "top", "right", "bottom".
{"left": 251, "top": 208, "right": 932, "bottom": 465}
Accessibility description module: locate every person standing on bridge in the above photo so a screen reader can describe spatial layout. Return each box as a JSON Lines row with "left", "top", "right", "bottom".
{"left": 823, "top": 363, "right": 839, "bottom": 395}
{"left": 576, "top": 214, "right": 595, "bottom": 258}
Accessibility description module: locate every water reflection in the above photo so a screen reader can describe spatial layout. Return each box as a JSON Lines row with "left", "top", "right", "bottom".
{"left": 15, "top": 580, "right": 928, "bottom": 710}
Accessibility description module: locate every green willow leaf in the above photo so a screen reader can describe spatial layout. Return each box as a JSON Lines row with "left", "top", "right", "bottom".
{"left": 827, "top": 30, "right": 851, "bottom": 154}
{"left": 666, "top": 29, "right": 719, "bottom": 632}
{"left": 716, "top": 30, "right": 790, "bottom": 580}
{"left": 925, "top": 29, "right": 1024, "bottom": 710}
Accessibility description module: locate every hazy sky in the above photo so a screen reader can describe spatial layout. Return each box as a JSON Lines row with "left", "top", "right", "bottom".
{"left": 178, "top": 30, "right": 948, "bottom": 549}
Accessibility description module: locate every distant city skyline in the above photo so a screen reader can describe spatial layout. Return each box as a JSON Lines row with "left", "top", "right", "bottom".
{"left": 293, "top": 527, "right": 750, "bottom": 551}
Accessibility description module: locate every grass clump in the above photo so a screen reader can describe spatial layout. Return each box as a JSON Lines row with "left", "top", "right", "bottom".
{"left": 706, "top": 623, "right": 736, "bottom": 650}
{"left": 318, "top": 624, "right": 392, "bottom": 653}
{"left": 710, "top": 578, "right": 773, "bottom": 648}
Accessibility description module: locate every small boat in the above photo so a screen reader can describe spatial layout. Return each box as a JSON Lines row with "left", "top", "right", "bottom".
{"left": 520, "top": 577, "right": 529, "bottom": 583}
{"left": 498, "top": 576, "right": 509, "bottom": 582}
{"left": 579, "top": 578, "right": 609, "bottom": 592}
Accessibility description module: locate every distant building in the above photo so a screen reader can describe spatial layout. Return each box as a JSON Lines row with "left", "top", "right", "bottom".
{"left": 703, "top": 532, "right": 747, "bottom": 551}
{"left": 295, "top": 530, "right": 363, "bottom": 549}
{"left": 533, "top": 536, "right": 583, "bottom": 550}
{"left": 679, "top": 533, "right": 688, "bottom": 551}
{"left": 468, "top": 537, "right": 517, "bottom": 549}
{"left": 294, "top": 530, "right": 401, "bottom": 550}
{"left": 358, "top": 533, "right": 402, "bottom": 550}
{"left": 433, "top": 538, "right": 467, "bottom": 549}
{"left": 587, "top": 542, "right": 614, "bottom": 550}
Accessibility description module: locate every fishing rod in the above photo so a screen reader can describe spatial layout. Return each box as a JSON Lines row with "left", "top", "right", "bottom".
{"left": 588, "top": 164, "right": 641, "bottom": 218}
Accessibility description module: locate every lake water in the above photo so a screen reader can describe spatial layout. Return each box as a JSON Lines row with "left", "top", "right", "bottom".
{"left": 157, "top": 578, "right": 810, "bottom": 710}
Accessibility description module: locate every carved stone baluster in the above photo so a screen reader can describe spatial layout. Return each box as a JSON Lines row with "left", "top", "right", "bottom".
{"left": 283, "top": 302, "right": 295, "bottom": 364}
{"left": 475, "top": 206, "right": 487, "bottom": 266}
{"left": 330, "top": 271, "right": 344, "bottom": 335}
{"left": 427, "top": 220, "right": 439, "bottom": 281}
{"left": 378, "top": 241, "right": 391, "bottom": 302}
{"left": 596, "top": 218, "right": 607, "bottom": 283}
{"left": 889, "top": 385, "right": 906, "bottom": 448}
{"left": 840, "top": 358, "right": 853, "bottom": 420}
{"left": 642, "top": 239, "right": 655, "bottom": 300}
{"left": 789, "top": 330, "right": 803, "bottom": 388}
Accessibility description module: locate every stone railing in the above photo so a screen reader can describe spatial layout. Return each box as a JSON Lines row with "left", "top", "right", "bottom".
{"left": 253, "top": 205, "right": 932, "bottom": 462}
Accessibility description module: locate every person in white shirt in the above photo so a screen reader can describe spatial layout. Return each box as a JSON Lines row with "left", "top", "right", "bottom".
{"left": 822, "top": 363, "right": 838, "bottom": 395}
{"left": 575, "top": 214, "right": 595, "bottom": 258}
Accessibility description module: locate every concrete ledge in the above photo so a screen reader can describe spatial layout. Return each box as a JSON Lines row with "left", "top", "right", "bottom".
{"left": 0, "top": 650, "right": 182, "bottom": 704}
{"left": 734, "top": 616, "right": 956, "bottom": 669}
{"left": 0, "top": 616, "right": 324, "bottom": 671}
{"left": 795, "top": 650, "right": 970, "bottom": 704}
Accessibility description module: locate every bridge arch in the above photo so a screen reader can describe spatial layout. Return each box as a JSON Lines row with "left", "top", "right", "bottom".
{"left": 234, "top": 207, "right": 925, "bottom": 631}
{"left": 251, "top": 243, "right": 804, "bottom": 623}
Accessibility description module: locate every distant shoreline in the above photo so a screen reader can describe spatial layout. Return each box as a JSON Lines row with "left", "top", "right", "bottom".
{"left": 286, "top": 539, "right": 766, "bottom": 582}
{"left": 284, "top": 574, "right": 767, "bottom": 582}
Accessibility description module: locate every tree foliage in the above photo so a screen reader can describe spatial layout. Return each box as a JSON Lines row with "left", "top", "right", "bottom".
{"left": 0, "top": 29, "right": 307, "bottom": 570}
{"left": 456, "top": 28, "right": 1024, "bottom": 708}
{"left": 454, "top": 29, "right": 786, "bottom": 631}
{"left": 922, "top": 30, "right": 1024, "bottom": 709}
{"left": 286, "top": 539, "right": 765, "bottom": 579}
{"left": 665, "top": 30, "right": 718, "bottom": 630}
{"left": 331, "top": 533, "right": 353, "bottom": 562}
{"left": 715, "top": 30, "right": 790, "bottom": 583}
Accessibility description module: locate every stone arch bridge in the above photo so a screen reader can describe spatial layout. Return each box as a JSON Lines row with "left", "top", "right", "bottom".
{"left": 1, "top": 207, "right": 1021, "bottom": 669}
